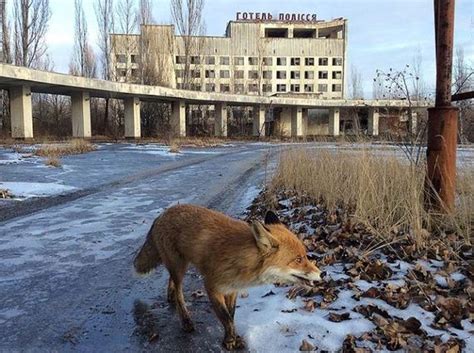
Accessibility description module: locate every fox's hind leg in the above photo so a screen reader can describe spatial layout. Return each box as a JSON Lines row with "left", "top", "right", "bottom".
{"left": 162, "top": 254, "right": 194, "bottom": 333}
{"left": 167, "top": 277, "right": 176, "bottom": 305}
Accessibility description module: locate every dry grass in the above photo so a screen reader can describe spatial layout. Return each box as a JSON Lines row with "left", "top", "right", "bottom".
{"left": 35, "top": 139, "right": 96, "bottom": 158}
{"left": 270, "top": 148, "right": 473, "bottom": 247}
{"left": 45, "top": 157, "right": 61, "bottom": 168}
{"left": 169, "top": 140, "right": 181, "bottom": 153}
{"left": 0, "top": 189, "right": 12, "bottom": 199}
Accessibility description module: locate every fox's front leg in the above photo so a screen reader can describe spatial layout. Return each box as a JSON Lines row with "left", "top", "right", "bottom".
{"left": 206, "top": 287, "right": 245, "bottom": 350}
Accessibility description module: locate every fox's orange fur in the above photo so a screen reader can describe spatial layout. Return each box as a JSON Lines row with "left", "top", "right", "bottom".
{"left": 134, "top": 204, "right": 322, "bottom": 350}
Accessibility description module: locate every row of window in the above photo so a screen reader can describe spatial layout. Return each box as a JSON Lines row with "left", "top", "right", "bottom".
{"left": 176, "top": 83, "right": 342, "bottom": 93}
{"left": 175, "top": 56, "right": 343, "bottom": 67}
{"left": 116, "top": 54, "right": 137, "bottom": 64}
{"left": 176, "top": 69, "right": 343, "bottom": 80}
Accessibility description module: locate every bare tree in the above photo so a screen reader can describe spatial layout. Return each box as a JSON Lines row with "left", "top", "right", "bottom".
{"left": 170, "top": 0, "right": 205, "bottom": 90}
{"left": 95, "top": 0, "right": 115, "bottom": 134}
{"left": 0, "top": 0, "right": 12, "bottom": 134}
{"left": 95, "top": 0, "right": 114, "bottom": 80}
{"left": 1, "top": 0, "right": 12, "bottom": 64}
{"left": 346, "top": 65, "right": 363, "bottom": 134}
{"left": 70, "top": 0, "right": 97, "bottom": 78}
{"left": 13, "top": 0, "right": 51, "bottom": 68}
{"left": 453, "top": 46, "right": 474, "bottom": 142}
{"left": 137, "top": 0, "right": 153, "bottom": 26}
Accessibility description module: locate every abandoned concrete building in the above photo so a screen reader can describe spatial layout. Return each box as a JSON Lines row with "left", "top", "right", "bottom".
{"left": 107, "top": 16, "right": 418, "bottom": 137}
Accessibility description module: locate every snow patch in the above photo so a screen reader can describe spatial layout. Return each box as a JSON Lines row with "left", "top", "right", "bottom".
{"left": 0, "top": 182, "right": 77, "bottom": 199}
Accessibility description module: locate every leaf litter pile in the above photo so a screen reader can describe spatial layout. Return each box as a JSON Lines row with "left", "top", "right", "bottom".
{"left": 241, "top": 190, "right": 472, "bottom": 352}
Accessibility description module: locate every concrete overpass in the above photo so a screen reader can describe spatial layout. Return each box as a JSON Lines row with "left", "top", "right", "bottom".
{"left": 0, "top": 64, "right": 429, "bottom": 139}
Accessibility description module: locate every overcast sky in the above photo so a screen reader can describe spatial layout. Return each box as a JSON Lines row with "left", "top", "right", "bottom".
{"left": 42, "top": 0, "right": 473, "bottom": 97}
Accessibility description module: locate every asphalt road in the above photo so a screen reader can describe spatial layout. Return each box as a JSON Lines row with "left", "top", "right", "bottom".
{"left": 0, "top": 143, "right": 278, "bottom": 353}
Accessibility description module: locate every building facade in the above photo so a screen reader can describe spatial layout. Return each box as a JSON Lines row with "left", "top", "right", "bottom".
{"left": 111, "top": 16, "right": 348, "bottom": 100}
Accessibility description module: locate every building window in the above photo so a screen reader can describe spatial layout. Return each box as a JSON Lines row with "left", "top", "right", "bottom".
{"left": 248, "top": 83, "right": 259, "bottom": 92}
{"left": 263, "top": 71, "right": 272, "bottom": 79}
{"left": 220, "top": 84, "right": 230, "bottom": 92}
{"left": 290, "top": 71, "right": 300, "bottom": 79}
{"left": 119, "top": 69, "right": 127, "bottom": 77}
{"left": 131, "top": 68, "right": 138, "bottom": 76}
{"left": 131, "top": 55, "right": 137, "bottom": 64}
{"left": 191, "top": 84, "right": 201, "bottom": 91}
{"left": 318, "top": 84, "right": 328, "bottom": 92}
{"left": 234, "top": 84, "right": 244, "bottom": 93}
{"left": 235, "top": 70, "right": 244, "bottom": 79}
{"left": 290, "top": 57, "right": 301, "bottom": 66}
{"left": 277, "top": 57, "right": 287, "bottom": 66}
{"left": 332, "top": 84, "right": 342, "bottom": 92}
{"left": 191, "top": 56, "right": 200, "bottom": 64}
{"left": 249, "top": 70, "right": 259, "bottom": 79}
{"left": 116, "top": 54, "right": 127, "bottom": 64}
{"left": 318, "top": 71, "right": 328, "bottom": 79}
{"left": 332, "top": 57, "right": 343, "bottom": 66}
{"left": 220, "top": 56, "right": 230, "bottom": 65}
{"left": 290, "top": 84, "right": 300, "bottom": 92}
{"left": 305, "top": 57, "right": 315, "bottom": 66}
{"left": 205, "top": 56, "right": 216, "bottom": 65}
{"left": 319, "top": 57, "right": 328, "bottom": 66}
{"left": 304, "top": 84, "right": 314, "bottom": 92}
{"left": 205, "top": 83, "right": 215, "bottom": 92}
{"left": 220, "top": 70, "right": 230, "bottom": 78}
{"left": 235, "top": 57, "right": 244, "bottom": 65}
{"left": 176, "top": 83, "right": 184, "bottom": 89}
{"left": 175, "top": 69, "right": 185, "bottom": 78}
{"left": 176, "top": 55, "right": 186, "bottom": 64}
{"left": 332, "top": 71, "right": 342, "bottom": 79}
{"left": 248, "top": 57, "right": 258, "bottom": 65}
{"left": 276, "top": 71, "right": 287, "bottom": 79}
{"left": 192, "top": 69, "right": 201, "bottom": 78}
{"left": 265, "top": 28, "right": 288, "bottom": 38}
{"left": 304, "top": 71, "right": 314, "bottom": 79}
{"left": 263, "top": 84, "right": 272, "bottom": 92}
{"left": 276, "top": 84, "right": 287, "bottom": 92}
{"left": 263, "top": 57, "right": 273, "bottom": 66}
{"left": 205, "top": 70, "right": 215, "bottom": 78}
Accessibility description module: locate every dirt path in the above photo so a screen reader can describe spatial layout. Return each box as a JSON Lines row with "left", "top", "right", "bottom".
{"left": 0, "top": 144, "right": 278, "bottom": 352}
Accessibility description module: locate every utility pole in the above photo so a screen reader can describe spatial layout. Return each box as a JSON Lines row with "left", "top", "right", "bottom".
{"left": 426, "top": 0, "right": 459, "bottom": 212}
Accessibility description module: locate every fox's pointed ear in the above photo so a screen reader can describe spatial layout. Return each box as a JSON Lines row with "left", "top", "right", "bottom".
{"left": 251, "top": 221, "right": 279, "bottom": 255}
{"left": 264, "top": 211, "right": 281, "bottom": 225}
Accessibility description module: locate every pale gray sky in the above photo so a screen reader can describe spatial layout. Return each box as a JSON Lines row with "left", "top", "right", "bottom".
{"left": 41, "top": 0, "right": 474, "bottom": 96}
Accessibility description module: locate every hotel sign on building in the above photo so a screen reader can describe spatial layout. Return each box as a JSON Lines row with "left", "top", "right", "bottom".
{"left": 236, "top": 12, "right": 318, "bottom": 22}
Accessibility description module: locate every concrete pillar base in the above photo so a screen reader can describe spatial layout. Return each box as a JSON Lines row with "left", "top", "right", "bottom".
{"left": 214, "top": 103, "right": 227, "bottom": 137}
{"left": 124, "top": 97, "right": 141, "bottom": 139}
{"left": 10, "top": 86, "right": 33, "bottom": 139}
{"left": 329, "top": 108, "right": 340, "bottom": 136}
{"left": 253, "top": 105, "right": 266, "bottom": 137}
{"left": 368, "top": 108, "right": 379, "bottom": 136}
{"left": 291, "top": 107, "right": 303, "bottom": 137}
{"left": 171, "top": 100, "right": 186, "bottom": 137}
{"left": 71, "top": 92, "right": 91, "bottom": 138}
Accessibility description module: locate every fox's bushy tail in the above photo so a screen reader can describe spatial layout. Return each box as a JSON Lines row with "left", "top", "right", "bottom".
{"left": 134, "top": 224, "right": 162, "bottom": 274}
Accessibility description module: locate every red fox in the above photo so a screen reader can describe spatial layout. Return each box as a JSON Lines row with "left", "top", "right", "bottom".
{"left": 134, "top": 204, "right": 322, "bottom": 350}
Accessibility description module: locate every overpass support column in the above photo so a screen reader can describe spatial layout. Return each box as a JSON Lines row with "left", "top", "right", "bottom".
{"left": 253, "top": 105, "right": 265, "bottom": 137}
{"left": 368, "top": 108, "right": 379, "bottom": 136}
{"left": 214, "top": 103, "right": 227, "bottom": 137}
{"left": 10, "top": 86, "right": 33, "bottom": 139}
{"left": 124, "top": 97, "right": 141, "bottom": 139}
{"left": 329, "top": 108, "right": 340, "bottom": 137}
{"left": 410, "top": 111, "right": 418, "bottom": 134}
{"left": 171, "top": 100, "right": 186, "bottom": 137}
{"left": 291, "top": 107, "right": 303, "bottom": 137}
{"left": 71, "top": 92, "right": 91, "bottom": 138}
